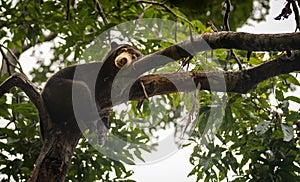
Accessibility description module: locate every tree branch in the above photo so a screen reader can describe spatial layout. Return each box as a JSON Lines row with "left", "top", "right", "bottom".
{"left": 222, "top": 0, "right": 243, "bottom": 70}
{"left": 137, "top": 0, "right": 193, "bottom": 27}
{"left": 0, "top": 73, "right": 82, "bottom": 182}
{"left": 126, "top": 51, "right": 300, "bottom": 102}
{"left": 223, "top": 0, "right": 231, "bottom": 31}
{"left": 120, "top": 32, "right": 300, "bottom": 78}
{"left": 0, "top": 73, "right": 42, "bottom": 109}
{"left": 291, "top": 0, "right": 300, "bottom": 31}
{"left": 201, "top": 32, "right": 300, "bottom": 51}
{"left": 12, "top": 33, "right": 57, "bottom": 59}
{"left": 0, "top": 33, "right": 57, "bottom": 75}
{"left": 0, "top": 45, "right": 24, "bottom": 74}
{"left": 94, "top": 0, "right": 109, "bottom": 25}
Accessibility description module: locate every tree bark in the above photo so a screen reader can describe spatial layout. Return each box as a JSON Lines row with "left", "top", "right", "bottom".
{"left": 121, "top": 51, "right": 300, "bottom": 103}
{"left": 119, "top": 32, "right": 300, "bottom": 78}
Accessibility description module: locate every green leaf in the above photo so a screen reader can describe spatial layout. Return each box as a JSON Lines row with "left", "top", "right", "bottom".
{"left": 285, "top": 111, "right": 299, "bottom": 122}
{"left": 133, "top": 149, "right": 145, "bottom": 162}
{"left": 255, "top": 121, "right": 271, "bottom": 136}
{"left": 275, "top": 89, "right": 284, "bottom": 101}
{"left": 286, "top": 74, "right": 300, "bottom": 86}
{"left": 286, "top": 96, "right": 300, "bottom": 104}
{"left": 281, "top": 124, "right": 293, "bottom": 142}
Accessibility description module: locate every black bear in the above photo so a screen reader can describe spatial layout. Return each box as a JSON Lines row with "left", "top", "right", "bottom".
{"left": 41, "top": 42, "right": 142, "bottom": 146}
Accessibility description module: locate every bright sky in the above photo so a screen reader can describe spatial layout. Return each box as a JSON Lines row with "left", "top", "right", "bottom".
{"left": 9, "top": 0, "right": 297, "bottom": 181}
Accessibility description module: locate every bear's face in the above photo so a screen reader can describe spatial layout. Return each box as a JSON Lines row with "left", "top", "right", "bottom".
{"left": 114, "top": 46, "right": 142, "bottom": 68}
{"left": 97, "top": 43, "right": 142, "bottom": 87}
{"left": 106, "top": 42, "right": 142, "bottom": 70}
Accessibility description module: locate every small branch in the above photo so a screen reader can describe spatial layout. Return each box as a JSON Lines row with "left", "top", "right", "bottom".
{"left": 207, "top": 21, "right": 218, "bottom": 32}
{"left": 66, "top": 0, "right": 71, "bottom": 20}
{"left": 0, "top": 44, "right": 24, "bottom": 74}
{"left": 18, "top": 33, "right": 57, "bottom": 58}
{"left": 0, "top": 45, "right": 12, "bottom": 75}
{"left": 291, "top": 0, "right": 300, "bottom": 31}
{"left": 223, "top": 0, "right": 242, "bottom": 70}
{"left": 1, "top": 32, "right": 57, "bottom": 75}
{"left": 137, "top": 4, "right": 153, "bottom": 20}
{"left": 140, "top": 80, "right": 149, "bottom": 99}
{"left": 94, "top": 0, "right": 111, "bottom": 42}
{"left": 223, "top": 0, "right": 231, "bottom": 31}
{"left": 137, "top": 0, "right": 193, "bottom": 27}
{"left": 94, "top": 0, "right": 109, "bottom": 25}
{"left": 229, "top": 49, "right": 242, "bottom": 70}
{"left": 274, "top": 1, "right": 292, "bottom": 20}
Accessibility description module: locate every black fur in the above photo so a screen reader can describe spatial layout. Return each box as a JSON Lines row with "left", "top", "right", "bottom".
{"left": 41, "top": 42, "right": 142, "bottom": 145}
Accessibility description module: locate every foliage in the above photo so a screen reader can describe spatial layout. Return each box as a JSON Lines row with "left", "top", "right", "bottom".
{"left": 189, "top": 74, "right": 300, "bottom": 181}
{"left": 161, "top": 0, "right": 270, "bottom": 30}
{"left": 1, "top": 0, "right": 300, "bottom": 182}
{"left": 0, "top": 75, "right": 41, "bottom": 181}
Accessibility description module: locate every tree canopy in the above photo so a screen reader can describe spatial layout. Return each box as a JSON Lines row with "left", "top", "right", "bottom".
{"left": 0, "top": 0, "right": 300, "bottom": 181}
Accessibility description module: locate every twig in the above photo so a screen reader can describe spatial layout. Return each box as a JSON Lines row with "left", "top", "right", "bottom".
{"left": 135, "top": 81, "right": 150, "bottom": 116}
{"left": 137, "top": 0, "right": 194, "bottom": 27}
{"left": 223, "top": 0, "right": 242, "bottom": 70}
{"left": 94, "top": 0, "right": 110, "bottom": 42}
{"left": 66, "top": 0, "right": 70, "bottom": 20}
{"left": 0, "top": 44, "right": 24, "bottom": 74}
{"left": 182, "top": 83, "right": 200, "bottom": 137}
{"left": 94, "top": 0, "right": 109, "bottom": 25}
{"left": 223, "top": 0, "right": 231, "bottom": 31}
{"left": 274, "top": 1, "right": 292, "bottom": 20}
{"left": 18, "top": 33, "right": 57, "bottom": 58}
{"left": 291, "top": 0, "right": 300, "bottom": 31}
{"left": 0, "top": 45, "right": 12, "bottom": 75}
{"left": 137, "top": 4, "right": 153, "bottom": 20}
{"left": 230, "top": 49, "right": 242, "bottom": 70}
{"left": 207, "top": 21, "right": 218, "bottom": 32}
{"left": 140, "top": 80, "right": 149, "bottom": 99}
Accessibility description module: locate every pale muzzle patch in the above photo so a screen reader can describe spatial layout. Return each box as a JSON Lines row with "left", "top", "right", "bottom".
{"left": 114, "top": 52, "right": 133, "bottom": 68}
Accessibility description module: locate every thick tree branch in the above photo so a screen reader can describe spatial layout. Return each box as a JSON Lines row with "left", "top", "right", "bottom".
{"left": 126, "top": 51, "right": 300, "bottom": 101}
{"left": 0, "top": 73, "right": 82, "bottom": 182}
{"left": 0, "top": 73, "right": 42, "bottom": 109}
{"left": 0, "top": 73, "right": 62, "bottom": 182}
{"left": 29, "top": 125, "right": 82, "bottom": 182}
{"left": 121, "top": 32, "right": 300, "bottom": 78}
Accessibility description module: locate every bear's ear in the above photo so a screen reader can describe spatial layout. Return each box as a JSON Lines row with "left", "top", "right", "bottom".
{"left": 110, "top": 41, "right": 119, "bottom": 50}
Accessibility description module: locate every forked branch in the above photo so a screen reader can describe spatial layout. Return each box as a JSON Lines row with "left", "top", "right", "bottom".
{"left": 0, "top": 73, "right": 42, "bottom": 109}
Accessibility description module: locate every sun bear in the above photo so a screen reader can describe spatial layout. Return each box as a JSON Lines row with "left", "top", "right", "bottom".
{"left": 41, "top": 42, "right": 142, "bottom": 146}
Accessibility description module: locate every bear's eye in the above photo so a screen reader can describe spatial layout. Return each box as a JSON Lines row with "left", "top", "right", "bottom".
{"left": 132, "top": 54, "right": 137, "bottom": 60}
{"left": 118, "top": 48, "right": 127, "bottom": 54}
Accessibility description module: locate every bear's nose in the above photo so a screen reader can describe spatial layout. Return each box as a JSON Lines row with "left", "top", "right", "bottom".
{"left": 120, "top": 57, "right": 128, "bottom": 64}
